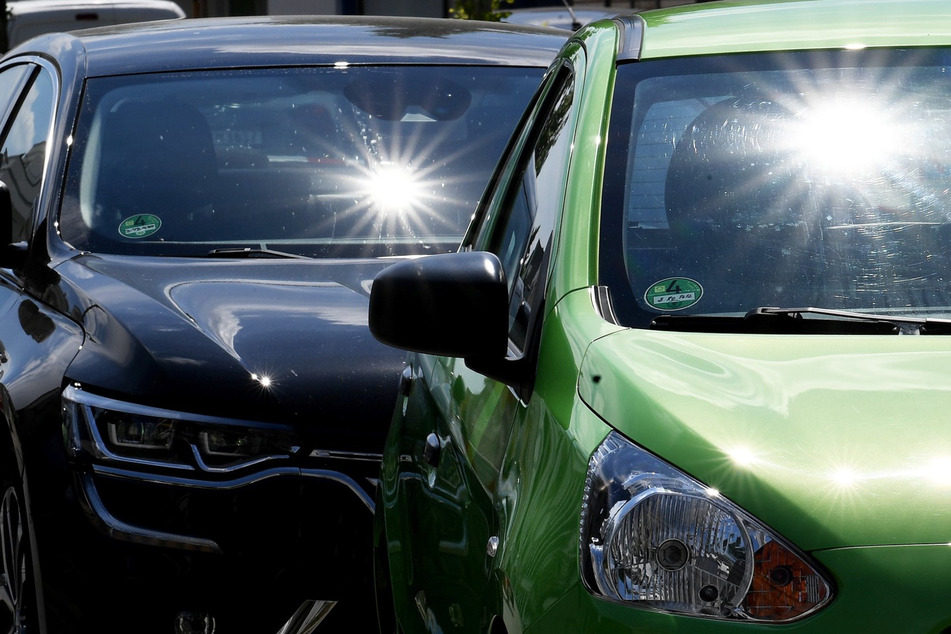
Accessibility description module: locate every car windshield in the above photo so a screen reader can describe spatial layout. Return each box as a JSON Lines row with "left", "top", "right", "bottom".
{"left": 59, "top": 65, "right": 543, "bottom": 258}
{"left": 602, "top": 48, "right": 951, "bottom": 330}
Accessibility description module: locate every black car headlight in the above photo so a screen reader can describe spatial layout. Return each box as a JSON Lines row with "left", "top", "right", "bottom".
{"left": 580, "top": 431, "right": 833, "bottom": 622}
{"left": 63, "top": 384, "right": 297, "bottom": 471}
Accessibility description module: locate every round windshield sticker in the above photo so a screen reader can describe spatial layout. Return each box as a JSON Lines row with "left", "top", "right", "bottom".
{"left": 118, "top": 214, "right": 162, "bottom": 239}
{"left": 645, "top": 278, "right": 703, "bottom": 311}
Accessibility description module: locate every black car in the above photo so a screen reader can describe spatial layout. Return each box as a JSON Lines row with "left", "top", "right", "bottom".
{"left": 0, "top": 15, "right": 565, "bottom": 633}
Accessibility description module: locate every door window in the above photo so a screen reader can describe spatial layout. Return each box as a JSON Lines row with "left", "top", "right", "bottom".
{"left": 473, "top": 66, "right": 576, "bottom": 354}
{"left": 0, "top": 65, "right": 54, "bottom": 244}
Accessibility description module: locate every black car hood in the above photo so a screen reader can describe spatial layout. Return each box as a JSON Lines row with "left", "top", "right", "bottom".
{"left": 58, "top": 254, "right": 404, "bottom": 449}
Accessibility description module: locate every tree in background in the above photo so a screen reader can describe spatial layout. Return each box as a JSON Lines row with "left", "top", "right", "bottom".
{"left": 449, "top": 0, "right": 513, "bottom": 21}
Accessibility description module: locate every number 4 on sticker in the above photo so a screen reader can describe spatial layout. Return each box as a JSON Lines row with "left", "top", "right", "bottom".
{"left": 645, "top": 277, "right": 703, "bottom": 311}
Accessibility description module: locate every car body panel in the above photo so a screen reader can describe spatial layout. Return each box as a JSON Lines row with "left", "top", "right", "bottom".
{"left": 14, "top": 16, "right": 566, "bottom": 75}
{"left": 372, "top": 1, "right": 951, "bottom": 632}
{"left": 0, "top": 15, "right": 567, "bottom": 633}
{"left": 580, "top": 329, "right": 951, "bottom": 551}
{"left": 636, "top": 0, "right": 951, "bottom": 60}
{"left": 527, "top": 544, "right": 951, "bottom": 632}
{"left": 58, "top": 256, "right": 398, "bottom": 437}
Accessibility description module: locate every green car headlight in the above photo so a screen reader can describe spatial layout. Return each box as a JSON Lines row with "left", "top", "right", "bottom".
{"left": 580, "top": 432, "right": 833, "bottom": 622}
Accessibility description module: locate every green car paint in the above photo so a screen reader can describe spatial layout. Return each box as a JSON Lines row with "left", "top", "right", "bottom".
{"left": 372, "top": 0, "right": 951, "bottom": 631}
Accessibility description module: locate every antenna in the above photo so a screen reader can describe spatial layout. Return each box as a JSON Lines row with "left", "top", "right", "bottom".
{"left": 561, "top": 0, "right": 581, "bottom": 30}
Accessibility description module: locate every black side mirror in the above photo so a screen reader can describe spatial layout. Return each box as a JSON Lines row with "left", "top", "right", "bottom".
{"left": 368, "top": 251, "right": 509, "bottom": 359}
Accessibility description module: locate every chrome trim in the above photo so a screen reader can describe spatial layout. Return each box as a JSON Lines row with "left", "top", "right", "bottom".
{"left": 307, "top": 448, "right": 383, "bottom": 463}
{"left": 275, "top": 600, "right": 337, "bottom": 634}
{"left": 591, "top": 285, "right": 620, "bottom": 325}
{"left": 64, "top": 384, "right": 256, "bottom": 426}
{"left": 70, "top": 398, "right": 196, "bottom": 471}
{"left": 64, "top": 384, "right": 298, "bottom": 473}
{"left": 76, "top": 472, "right": 223, "bottom": 554}
{"left": 190, "top": 444, "right": 294, "bottom": 474}
{"left": 615, "top": 15, "right": 645, "bottom": 61}
{"left": 91, "top": 464, "right": 376, "bottom": 512}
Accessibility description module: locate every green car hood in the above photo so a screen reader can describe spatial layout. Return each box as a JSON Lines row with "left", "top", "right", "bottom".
{"left": 578, "top": 330, "right": 951, "bottom": 552}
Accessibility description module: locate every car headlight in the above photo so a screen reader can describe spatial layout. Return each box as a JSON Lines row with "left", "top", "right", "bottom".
{"left": 580, "top": 431, "right": 832, "bottom": 622}
{"left": 63, "top": 384, "right": 297, "bottom": 470}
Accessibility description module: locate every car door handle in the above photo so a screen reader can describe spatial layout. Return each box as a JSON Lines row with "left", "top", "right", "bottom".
{"left": 422, "top": 432, "right": 441, "bottom": 468}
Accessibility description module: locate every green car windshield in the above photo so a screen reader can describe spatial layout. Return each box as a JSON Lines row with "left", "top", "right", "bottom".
{"left": 603, "top": 48, "right": 951, "bottom": 331}
{"left": 59, "top": 66, "right": 542, "bottom": 259}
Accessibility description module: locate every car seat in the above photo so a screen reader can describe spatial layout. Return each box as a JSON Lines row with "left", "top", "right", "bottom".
{"left": 663, "top": 94, "right": 823, "bottom": 312}
{"left": 91, "top": 100, "right": 218, "bottom": 242}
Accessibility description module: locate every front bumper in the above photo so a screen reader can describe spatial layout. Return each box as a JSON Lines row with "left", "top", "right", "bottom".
{"left": 51, "top": 385, "right": 381, "bottom": 633}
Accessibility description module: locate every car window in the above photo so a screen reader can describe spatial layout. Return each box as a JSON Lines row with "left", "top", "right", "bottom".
{"left": 58, "top": 66, "right": 544, "bottom": 259}
{"left": 474, "top": 67, "right": 574, "bottom": 352}
{"left": 603, "top": 49, "right": 951, "bottom": 327}
{"left": 0, "top": 64, "right": 33, "bottom": 127}
{"left": 0, "top": 65, "right": 53, "bottom": 244}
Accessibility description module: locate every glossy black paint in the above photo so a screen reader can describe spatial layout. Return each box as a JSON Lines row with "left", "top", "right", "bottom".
{"left": 62, "top": 256, "right": 398, "bottom": 445}
{"left": 0, "top": 15, "right": 567, "bottom": 634}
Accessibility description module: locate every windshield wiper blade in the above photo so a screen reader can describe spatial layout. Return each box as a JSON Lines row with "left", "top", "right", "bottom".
{"left": 652, "top": 306, "right": 951, "bottom": 334}
{"left": 652, "top": 306, "right": 901, "bottom": 335}
{"left": 206, "top": 247, "right": 309, "bottom": 260}
{"left": 752, "top": 307, "right": 951, "bottom": 335}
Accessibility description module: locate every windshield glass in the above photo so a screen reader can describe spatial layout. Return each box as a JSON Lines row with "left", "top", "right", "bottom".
{"left": 59, "top": 65, "right": 542, "bottom": 258}
{"left": 602, "top": 49, "right": 951, "bottom": 329}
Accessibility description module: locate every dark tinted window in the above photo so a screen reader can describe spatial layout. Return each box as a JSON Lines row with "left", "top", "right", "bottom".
{"left": 603, "top": 49, "right": 951, "bottom": 327}
{"left": 59, "top": 66, "right": 544, "bottom": 258}
{"left": 477, "top": 68, "right": 574, "bottom": 352}
{"left": 1, "top": 65, "right": 53, "bottom": 244}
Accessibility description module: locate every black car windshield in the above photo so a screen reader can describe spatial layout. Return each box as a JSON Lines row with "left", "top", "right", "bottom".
{"left": 59, "top": 65, "right": 543, "bottom": 258}
{"left": 602, "top": 48, "right": 951, "bottom": 330}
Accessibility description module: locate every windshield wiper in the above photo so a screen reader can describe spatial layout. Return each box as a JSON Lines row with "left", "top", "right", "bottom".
{"left": 206, "top": 247, "right": 309, "bottom": 260}
{"left": 651, "top": 306, "right": 951, "bottom": 335}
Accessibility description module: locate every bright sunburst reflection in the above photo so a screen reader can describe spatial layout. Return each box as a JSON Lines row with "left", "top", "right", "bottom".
{"left": 791, "top": 94, "right": 904, "bottom": 177}
{"left": 726, "top": 446, "right": 760, "bottom": 468}
{"left": 920, "top": 457, "right": 951, "bottom": 487}
{"left": 251, "top": 372, "right": 273, "bottom": 389}
{"left": 829, "top": 466, "right": 861, "bottom": 489}
{"left": 367, "top": 162, "right": 423, "bottom": 214}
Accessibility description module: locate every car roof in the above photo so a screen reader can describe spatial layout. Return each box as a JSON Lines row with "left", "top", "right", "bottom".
{"left": 8, "top": 15, "right": 568, "bottom": 75}
{"left": 621, "top": 0, "right": 951, "bottom": 60}
{"left": 8, "top": 0, "right": 184, "bottom": 15}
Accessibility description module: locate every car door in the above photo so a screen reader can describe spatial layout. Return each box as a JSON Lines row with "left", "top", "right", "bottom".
{"left": 380, "top": 59, "right": 578, "bottom": 634}
{"left": 0, "top": 58, "right": 87, "bottom": 633}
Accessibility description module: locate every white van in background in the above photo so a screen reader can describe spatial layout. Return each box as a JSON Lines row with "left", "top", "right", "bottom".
{"left": 7, "top": 0, "right": 186, "bottom": 49}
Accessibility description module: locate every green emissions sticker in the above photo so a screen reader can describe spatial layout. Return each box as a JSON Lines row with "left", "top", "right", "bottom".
{"left": 118, "top": 214, "right": 162, "bottom": 239}
{"left": 645, "top": 277, "right": 703, "bottom": 311}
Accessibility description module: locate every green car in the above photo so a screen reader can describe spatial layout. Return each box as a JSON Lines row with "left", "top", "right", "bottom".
{"left": 368, "top": 0, "right": 951, "bottom": 631}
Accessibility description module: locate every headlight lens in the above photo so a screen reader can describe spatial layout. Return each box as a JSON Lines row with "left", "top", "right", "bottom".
{"left": 580, "top": 432, "right": 832, "bottom": 622}
{"left": 64, "top": 385, "right": 296, "bottom": 469}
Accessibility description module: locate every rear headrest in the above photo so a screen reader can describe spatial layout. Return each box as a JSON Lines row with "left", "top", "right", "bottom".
{"left": 664, "top": 95, "right": 808, "bottom": 241}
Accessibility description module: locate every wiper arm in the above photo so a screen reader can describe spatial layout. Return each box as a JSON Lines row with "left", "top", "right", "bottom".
{"left": 751, "top": 307, "right": 951, "bottom": 335}
{"left": 650, "top": 306, "right": 951, "bottom": 335}
{"left": 206, "top": 247, "right": 309, "bottom": 260}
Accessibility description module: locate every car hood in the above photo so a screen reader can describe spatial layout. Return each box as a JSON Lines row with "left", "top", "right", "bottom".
{"left": 579, "top": 329, "right": 951, "bottom": 552}
{"left": 58, "top": 254, "right": 404, "bottom": 450}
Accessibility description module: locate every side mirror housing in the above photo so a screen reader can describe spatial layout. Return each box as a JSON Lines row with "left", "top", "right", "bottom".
{"left": 368, "top": 251, "right": 509, "bottom": 359}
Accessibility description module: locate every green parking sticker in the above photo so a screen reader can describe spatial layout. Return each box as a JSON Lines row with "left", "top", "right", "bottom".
{"left": 645, "top": 278, "right": 703, "bottom": 311}
{"left": 118, "top": 214, "right": 162, "bottom": 239}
